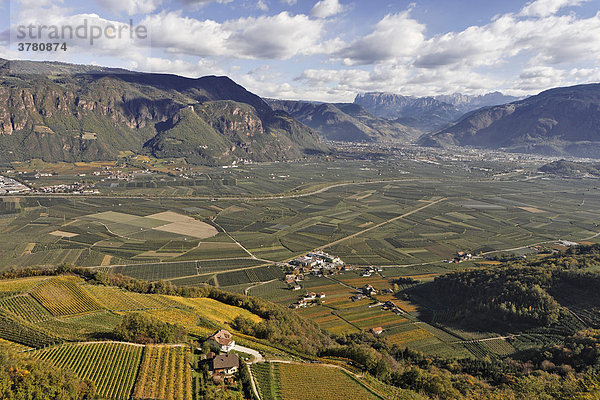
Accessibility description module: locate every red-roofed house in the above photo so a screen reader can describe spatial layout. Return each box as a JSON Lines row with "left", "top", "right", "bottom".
{"left": 209, "top": 329, "right": 235, "bottom": 352}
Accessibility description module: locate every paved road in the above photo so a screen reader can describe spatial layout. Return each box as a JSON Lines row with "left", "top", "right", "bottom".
{"left": 232, "top": 344, "right": 264, "bottom": 363}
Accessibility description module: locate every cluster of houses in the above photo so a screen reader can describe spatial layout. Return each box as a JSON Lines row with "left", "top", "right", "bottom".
{"left": 290, "top": 292, "right": 326, "bottom": 309}
{"left": 352, "top": 284, "right": 380, "bottom": 301}
{"left": 285, "top": 251, "right": 345, "bottom": 284}
{"left": 445, "top": 251, "right": 473, "bottom": 263}
{"left": 359, "top": 266, "right": 383, "bottom": 277}
{"left": 0, "top": 176, "right": 31, "bottom": 194}
{"left": 203, "top": 329, "right": 240, "bottom": 384}
{"left": 38, "top": 183, "right": 99, "bottom": 194}
{"left": 98, "top": 169, "right": 153, "bottom": 182}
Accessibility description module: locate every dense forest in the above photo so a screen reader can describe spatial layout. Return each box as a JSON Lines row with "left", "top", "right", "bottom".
{"left": 409, "top": 245, "right": 600, "bottom": 329}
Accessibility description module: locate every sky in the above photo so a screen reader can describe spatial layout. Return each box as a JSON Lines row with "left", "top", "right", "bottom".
{"left": 0, "top": 0, "right": 599, "bottom": 102}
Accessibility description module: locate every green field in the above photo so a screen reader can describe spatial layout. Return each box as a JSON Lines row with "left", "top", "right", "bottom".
{"left": 35, "top": 342, "right": 144, "bottom": 400}
{"left": 252, "top": 362, "right": 383, "bottom": 400}
{"left": 3, "top": 159, "right": 600, "bottom": 275}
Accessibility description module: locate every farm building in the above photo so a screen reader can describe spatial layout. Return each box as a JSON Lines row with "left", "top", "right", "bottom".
{"left": 209, "top": 353, "right": 240, "bottom": 382}
{"left": 209, "top": 329, "right": 235, "bottom": 352}
{"left": 370, "top": 327, "right": 384, "bottom": 335}
{"left": 352, "top": 293, "right": 366, "bottom": 301}
{"left": 362, "top": 284, "right": 377, "bottom": 295}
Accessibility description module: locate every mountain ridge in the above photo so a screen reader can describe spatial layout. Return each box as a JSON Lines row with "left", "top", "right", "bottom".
{"left": 418, "top": 83, "right": 600, "bottom": 158}
{"left": 354, "top": 91, "right": 520, "bottom": 132}
{"left": 0, "top": 58, "right": 327, "bottom": 165}
{"left": 266, "top": 99, "right": 419, "bottom": 142}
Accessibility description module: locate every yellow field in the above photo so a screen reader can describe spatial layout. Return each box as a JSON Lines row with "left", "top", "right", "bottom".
{"left": 153, "top": 221, "right": 217, "bottom": 239}
{"left": 386, "top": 327, "right": 434, "bottom": 345}
{"left": 49, "top": 230, "right": 79, "bottom": 238}
{"left": 100, "top": 255, "right": 113, "bottom": 266}
{"left": 133, "top": 345, "right": 192, "bottom": 400}
{"left": 140, "top": 308, "right": 214, "bottom": 336}
{"left": 30, "top": 277, "right": 103, "bottom": 316}
{"left": 22, "top": 243, "right": 36, "bottom": 256}
{"left": 149, "top": 212, "right": 218, "bottom": 239}
{"left": 167, "top": 297, "right": 263, "bottom": 324}
{"left": 0, "top": 276, "right": 49, "bottom": 295}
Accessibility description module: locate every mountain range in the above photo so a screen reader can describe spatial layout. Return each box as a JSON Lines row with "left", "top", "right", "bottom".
{"left": 419, "top": 84, "right": 600, "bottom": 158}
{"left": 0, "top": 59, "right": 326, "bottom": 165}
{"left": 266, "top": 99, "right": 419, "bottom": 142}
{"left": 354, "top": 91, "right": 520, "bottom": 132}
{"left": 2, "top": 58, "right": 600, "bottom": 161}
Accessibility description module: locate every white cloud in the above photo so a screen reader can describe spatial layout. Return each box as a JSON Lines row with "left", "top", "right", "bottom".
{"left": 336, "top": 11, "right": 425, "bottom": 65}
{"left": 414, "top": 12, "right": 600, "bottom": 71}
{"left": 224, "top": 12, "right": 323, "bottom": 59}
{"left": 143, "top": 11, "right": 323, "bottom": 60}
{"left": 132, "top": 56, "right": 223, "bottom": 77}
{"left": 517, "top": 65, "right": 566, "bottom": 90}
{"left": 520, "top": 0, "right": 588, "bottom": 18}
{"left": 257, "top": 0, "right": 268, "bottom": 11}
{"left": 95, "top": 0, "right": 162, "bottom": 14}
{"left": 311, "top": 0, "right": 343, "bottom": 19}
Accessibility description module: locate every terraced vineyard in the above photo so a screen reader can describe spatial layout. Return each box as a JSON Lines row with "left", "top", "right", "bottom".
{"left": 252, "top": 363, "right": 382, "bottom": 400}
{"left": 0, "top": 309, "right": 59, "bottom": 348}
{"left": 30, "top": 277, "right": 103, "bottom": 316}
{"left": 167, "top": 297, "right": 263, "bottom": 325}
{"left": 251, "top": 362, "right": 281, "bottom": 400}
{"left": 0, "top": 294, "right": 51, "bottom": 322}
{"left": 39, "top": 311, "right": 123, "bottom": 341}
{"left": 133, "top": 345, "right": 192, "bottom": 400}
{"left": 0, "top": 276, "right": 49, "bottom": 297}
{"left": 85, "top": 284, "right": 182, "bottom": 311}
{"left": 35, "top": 342, "right": 143, "bottom": 400}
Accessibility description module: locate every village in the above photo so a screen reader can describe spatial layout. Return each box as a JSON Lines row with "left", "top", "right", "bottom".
{"left": 282, "top": 251, "right": 403, "bottom": 333}
{"left": 0, "top": 175, "right": 31, "bottom": 194}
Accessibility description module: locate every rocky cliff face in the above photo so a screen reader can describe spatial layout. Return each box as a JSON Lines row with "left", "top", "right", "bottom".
{"left": 354, "top": 91, "right": 519, "bottom": 133}
{"left": 0, "top": 59, "right": 327, "bottom": 164}
{"left": 418, "top": 84, "right": 600, "bottom": 158}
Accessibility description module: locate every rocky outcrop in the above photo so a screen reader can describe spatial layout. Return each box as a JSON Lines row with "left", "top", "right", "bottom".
{"left": 0, "top": 58, "right": 327, "bottom": 164}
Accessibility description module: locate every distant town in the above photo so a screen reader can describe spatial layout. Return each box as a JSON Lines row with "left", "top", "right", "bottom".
{"left": 0, "top": 175, "right": 31, "bottom": 194}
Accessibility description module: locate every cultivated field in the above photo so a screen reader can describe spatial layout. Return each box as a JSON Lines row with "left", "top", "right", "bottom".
{"left": 0, "top": 275, "right": 265, "bottom": 349}
{"left": 35, "top": 342, "right": 143, "bottom": 400}
{"left": 30, "top": 277, "right": 103, "bottom": 316}
{"left": 252, "top": 362, "right": 382, "bottom": 400}
{"left": 133, "top": 345, "right": 192, "bottom": 400}
{"left": 3, "top": 158, "right": 600, "bottom": 360}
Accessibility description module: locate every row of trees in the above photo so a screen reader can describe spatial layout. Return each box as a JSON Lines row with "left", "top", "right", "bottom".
{"left": 112, "top": 313, "right": 186, "bottom": 344}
